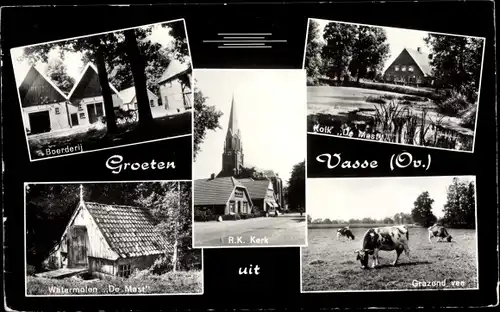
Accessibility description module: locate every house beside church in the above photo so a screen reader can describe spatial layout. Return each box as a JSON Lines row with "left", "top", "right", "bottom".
{"left": 383, "top": 47, "right": 433, "bottom": 86}
{"left": 118, "top": 86, "right": 159, "bottom": 112}
{"left": 42, "top": 185, "right": 171, "bottom": 280}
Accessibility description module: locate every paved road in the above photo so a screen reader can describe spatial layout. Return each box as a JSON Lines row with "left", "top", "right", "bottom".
{"left": 193, "top": 213, "right": 307, "bottom": 247}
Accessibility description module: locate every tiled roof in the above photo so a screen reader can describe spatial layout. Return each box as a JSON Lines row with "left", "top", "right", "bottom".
{"left": 405, "top": 48, "right": 432, "bottom": 76}
{"left": 238, "top": 179, "right": 271, "bottom": 200}
{"left": 158, "top": 59, "right": 191, "bottom": 84}
{"left": 84, "top": 202, "right": 171, "bottom": 258}
{"left": 118, "top": 86, "right": 159, "bottom": 104}
{"left": 18, "top": 66, "right": 68, "bottom": 107}
{"left": 194, "top": 176, "right": 243, "bottom": 206}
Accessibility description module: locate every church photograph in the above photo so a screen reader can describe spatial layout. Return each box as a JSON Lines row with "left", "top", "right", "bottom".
{"left": 192, "top": 69, "right": 307, "bottom": 248}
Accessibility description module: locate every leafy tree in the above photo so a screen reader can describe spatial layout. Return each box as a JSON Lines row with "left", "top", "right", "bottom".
{"left": 411, "top": 191, "right": 438, "bottom": 227}
{"left": 349, "top": 26, "right": 389, "bottom": 83}
{"left": 383, "top": 217, "right": 394, "bottom": 224}
{"left": 236, "top": 166, "right": 267, "bottom": 180}
{"left": 45, "top": 56, "right": 75, "bottom": 94}
{"left": 442, "top": 178, "right": 476, "bottom": 229}
{"left": 307, "top": 214, "right": 312, "bottom": 224}
{"left": 393, "top": 212, "right": 413, "bottom": 224}
{"left": 424, "top": 34, "right": 484, "bottom": 102}
{"left": 305, "top": 20, "right": 325, "bottom": 85}
{"left": 322, "top": 22, "right": 358, "bottom": 82}
{"left": 322, "top": 218, "right": 332, "bottom": 224}
{"left": 286, "top": 160, "right": 305, "bottom": 211}
{"left": 193, "top": 86, "right": 223, "bottom": 160}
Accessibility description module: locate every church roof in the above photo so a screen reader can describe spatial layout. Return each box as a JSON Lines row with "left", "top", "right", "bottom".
{"left": 194, "top": 176, "right": 248, "bottom": 206}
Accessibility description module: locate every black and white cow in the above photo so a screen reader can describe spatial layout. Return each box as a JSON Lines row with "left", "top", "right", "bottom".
{"left": 428, "top": 224, "right": 452, "bottom": 243}
{"left": 355, "top": 225, "right": 410, "bottom": 269}
{"left": 337, "top": 226, "right": 355, "bottom": 240}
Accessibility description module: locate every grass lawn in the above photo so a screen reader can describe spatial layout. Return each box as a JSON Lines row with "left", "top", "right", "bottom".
{"left": 29, "top": 111, "right": 191, "bottom": 159}
{"left": 302, "top": 227, "right": 478, "bottom": 291}
{"left": 26, "top": 270, "right": 203, "bottom": 295}
{"left": 307, "top": 85, "right": 474, "bottom": 151}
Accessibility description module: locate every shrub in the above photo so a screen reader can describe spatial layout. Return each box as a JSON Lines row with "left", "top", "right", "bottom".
{"left": 399, "top": 99, "right": 413, "bottom": 105}
{"left": 366, "top": 96, "right": 386, "bottom": 104}
{"left": 382, "top": 94, "right": 396, "bottom": 100}
{"left": 459, "top": 105, "right": 477, "bottom": 130}
{"left": 435, "top": 91, "right": 471, "bottom": 116}
{"left": 222, "top": 213, "right": 241, "bottom": 221}
{"left": 27, "top": 265, "right": 36, "bottom": 276}
{"left": 194, "top": 208, "right": 217, "bottom": 222}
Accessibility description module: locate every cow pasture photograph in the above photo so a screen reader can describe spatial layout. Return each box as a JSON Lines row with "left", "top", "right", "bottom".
{"left": 11, "top": 19, "right": 193, "bottom": 161}
{"left": 305, "top": 18, "right": 485, "bottom": 152}
{"left": 301, "top": 176, "right": 478, "bottom": 292}
{"left": 25, "top": 181, "right": 202, "bottom": 296}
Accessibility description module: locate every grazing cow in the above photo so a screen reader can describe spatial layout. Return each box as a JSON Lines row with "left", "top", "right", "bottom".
{"left": 428, "top": 224, "right": 452, "bottom": 243}
{"left": 336, "top": 226, "right": 355, "bottom": 240}
{"left": 354, "top": 225, "right": 410, "bottom": 269}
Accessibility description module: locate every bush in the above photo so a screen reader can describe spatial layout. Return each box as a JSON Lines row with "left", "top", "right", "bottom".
{"left": 222, "top": 213, "right": 241, "bottom": 221}
{"left": 435, "top": 91, "right": 471, "bottom": 116}
{"left": 366, "top": 96, "right": 386, "bottom": 104}
{"left": 399, "top": 95, "right": 427, "bottom": 102}
{"left": 193, "top": 208, "right": 217, "bottom": 222}
{"left": 459, "top": 105, "right": 477, "bottom": 130}
{"left": 382, "top": 94, "right": 396, "bottom": 100}
{"left": 27, "top": 265, "right": 36, "bottom": 276}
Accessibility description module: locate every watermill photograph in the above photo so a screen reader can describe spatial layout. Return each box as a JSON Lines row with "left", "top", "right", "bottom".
{"left": 301, "top": 176, "right": 478, "bottom": 292}
{"left": 24, "top": 181, "right": 203, "bottom": 296}
{"left": 304, "top": 18, "right": 485, "bottom": 152}
{"left": 192, "top": 69, "right": 307, "bottom": 248}
{"left": 11, "top": 18, "right": 193, "bottom": 161}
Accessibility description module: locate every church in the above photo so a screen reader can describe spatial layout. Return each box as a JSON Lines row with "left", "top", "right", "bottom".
{"left": 193, "top": 95, "right": 285, "bottom": 216}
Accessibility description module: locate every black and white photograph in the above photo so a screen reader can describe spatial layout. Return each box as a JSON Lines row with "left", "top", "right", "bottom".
{"left": 192, "top": 69, "right": 307, "bottom": 248}
{"left": 301, "top": 176, "right": 478, "bottom": 292}
{"left": 304, "top": 18, "right": 485, "bottom": 152}
{"left": 11, "top": 19, "right": 193, "bottom": 161}
{"left": 24, "top": 181, "right": 203, "bottom": 296}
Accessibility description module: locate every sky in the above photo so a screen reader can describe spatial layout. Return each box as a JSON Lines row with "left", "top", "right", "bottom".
{"left": 310, "top": 18, "right": 430, "bottom": 73}
{"left": 11, "top": 21, "right": 179, "bottom": 87}
{"left": 193, "top": 69, "right": 306, "bottom": 185}
{"left": 306, "top": 176, "right": 476, "bottom": 221}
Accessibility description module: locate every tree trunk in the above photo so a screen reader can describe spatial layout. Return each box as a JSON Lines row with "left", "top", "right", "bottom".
{"left": 171, "top": 181, "right": 181, "bottom": 272}
{"left": 93, "top": 38, "right": 117, "bottom": 134}
{"left": 123, "top": 29, "right": 154, "bottom": 128}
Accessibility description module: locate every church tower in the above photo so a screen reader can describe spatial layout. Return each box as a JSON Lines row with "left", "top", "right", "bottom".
{"left": 220, "top": 94, "right": 244, "bottom": 177}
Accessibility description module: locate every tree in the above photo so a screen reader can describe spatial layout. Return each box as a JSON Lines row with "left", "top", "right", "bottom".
{"left": 424, "top": 34, "right": 484, "bottom": 102}
{"left": 322, "top": 22, "right": 358, "bottom": 82}
{"left": 45, "top": 56, "right": 75, "bottom": 94}
{"left": 411, "top": 191, "right": 438, "bottom": 227}
{"left": 286, "top": 160, "right": 305, "bottom": 211}
{"left": 193, "top": 86, "right": 223, "bottom": 160}
{"left": 322, "top": 218, "right": 332, "bottom": 224}
{"left": 305, "top": 20, "right": 325, "bottom": 85}
{"left": 383, "top": 217, "right": 394, "bottom": 224}
{"left": 442, "top": 178, "right": 476, "bottom": 229}
{"left": 307, "top": 214, "right": 312, "bottom": 224}
{"left": 348, "top": 26, "right": 389, "bottom": 83}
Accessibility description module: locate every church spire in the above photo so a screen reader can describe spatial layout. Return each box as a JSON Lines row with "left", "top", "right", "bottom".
{"left": 227, "top": 93, "right": 240, "bottom": 138}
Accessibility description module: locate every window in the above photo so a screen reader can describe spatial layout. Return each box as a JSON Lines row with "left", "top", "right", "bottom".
{"left": 79, "top": 113, "right": 86, "bottom": 119}
{"left": 395, "top": 66, "right": 400, "bottom": 71}
{"left": 401, "top": 66, "right": 407, "bottom": 72}
{"left": 150, "top": 100, "right": 155, "bottom": 107}
{"left": 243, "top": 202, "right": 248, "bottom": 213}
{"left": 118, "top": 264, "right": 131, "bottom": 278}
{"left": 408, "top": 66, "right": 414, "bottom": 72}
{"left": 164, "top": 96, "right": 169, "bottom": 109}
{"left": 55, "top": 107, "right": 60, "bottom": 114}
{"left": 78, "top": 104, "right": 83, "bottom": 111}
{"left": 229, "top": 201, "right": 235, "bottom": 213}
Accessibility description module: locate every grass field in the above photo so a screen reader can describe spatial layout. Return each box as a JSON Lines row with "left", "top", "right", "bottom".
{"left": 302, "top": 227, "right": 478, "bottom": 292}
{"left": 26, "top": 270, "right": 203, "bottom": 295}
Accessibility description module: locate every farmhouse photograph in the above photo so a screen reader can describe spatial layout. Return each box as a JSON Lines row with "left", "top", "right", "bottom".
{"left": 305, "top": 18, "right": 485, "bottom": 152}
{"left": 11, "top": 19, "right": 193, "bottom": 161}
{"left": 301, "top": 176, "right": 478, "bottom": 292}
{"left": 192, "top": 69, "right": 307, "bottom": 248}
{"left": 25, "top": 181, "right": 202, "bottom": 296}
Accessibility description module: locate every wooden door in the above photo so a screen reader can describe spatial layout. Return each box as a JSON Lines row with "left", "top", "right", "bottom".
{"left": 87, "top": 104, "right": 98, "bottom": 124}
{"left": 28, "top": 111, "right": 51, "bottom": 134}
{"left": 71, "top": 113, "right": 79, "bottom": 126}
{"left": 68, "top": 226, "right": 88, "bottom": 268}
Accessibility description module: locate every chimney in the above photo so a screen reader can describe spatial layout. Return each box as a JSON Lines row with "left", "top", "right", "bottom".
{"left": 417, "top": 47, "right": 421, "bottom": 53}
{"left": 210, "top": 173, "right": 215, "bottom": 180}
